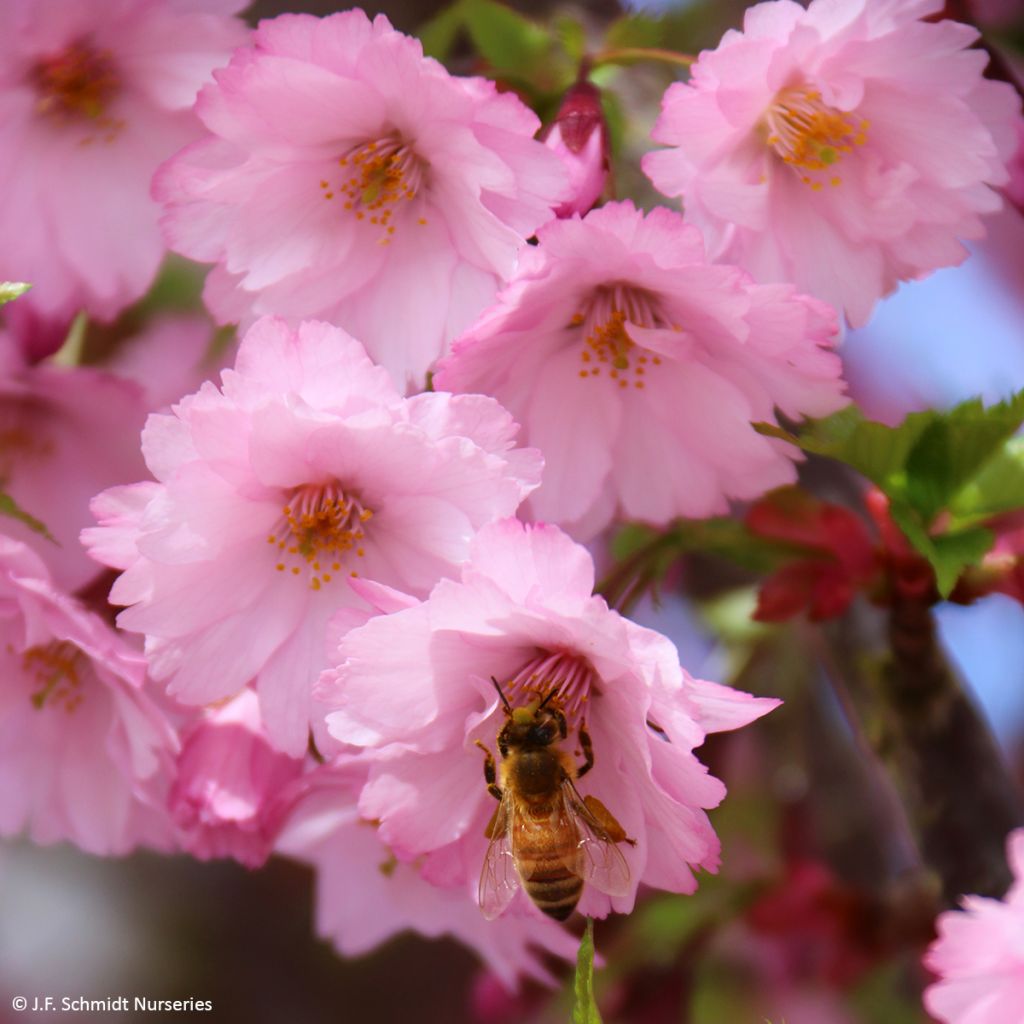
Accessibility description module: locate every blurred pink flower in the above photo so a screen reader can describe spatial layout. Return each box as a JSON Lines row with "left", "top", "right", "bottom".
{"left": 436, "top": 201, "right": 845, "bottom": 539}
{"left": 320, "top": 518, "right": 779, "bottom": 919}
{"left": 1005, "top": 120, "right": 1024, "bottom": 212}
{"left": 924, "top": 829, "right": 1024, "bottom": 1024}
{"left": 169, "top": 689, "right": 304, "bottom": 868}
{"left": 276, "top": 759, "right": 579, "bottom": 991}
{"left": 543, "top": 81, "right": 609, "bottom": 218}
{"left": 156, "top": 10, "right": 566, "bottom": 391}
{"left": 0, "top": 534, "right": 176, "bottom": 854}
{"left": 0, "top": 353, "right": 148, "bottom": 591}
{"left": 84, "top": 317, "right": 541, "bottom": 755}
{"left": 103, "top": 314, "right": 230, "bottom": 413}
{"left": 0, "top": 0, "right": 248, "bottom": 323}
{"left": 643, "top": 0, "right": 1021, "bottom": 326}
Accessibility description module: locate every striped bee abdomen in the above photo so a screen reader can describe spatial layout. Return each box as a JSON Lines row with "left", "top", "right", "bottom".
{"left": 515, "top": 805, "right": 583, "bottom": 920}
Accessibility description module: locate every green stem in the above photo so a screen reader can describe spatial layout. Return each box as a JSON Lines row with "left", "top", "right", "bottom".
{"left": 590, "top": 47, "right": 695, "bottom": 70}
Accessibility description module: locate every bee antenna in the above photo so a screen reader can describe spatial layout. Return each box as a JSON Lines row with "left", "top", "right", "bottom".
{"left": 538, "top": 689, "right": 558, "bottom": 710}
{"left": 490, "top": 676, "right": 512, "bottom": 713}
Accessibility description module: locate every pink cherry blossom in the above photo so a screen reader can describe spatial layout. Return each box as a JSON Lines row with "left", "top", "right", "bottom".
{"left": 0, "top": 0, "right": 248, "bottom": 323}
{"left": 320, "top": 518, "right": 779, "bottom": 920}
{"left": 169, "top": 689, "right": 304, "bottom": 868}
{"left": 923, "top": 828, "right": 1024, "bottom": 1024}
{"left": 0, "top": 351, "right": 149, "bottom": 592}
{"left": 102, "top": 314, "right": 230, "bottom": 413}
{"left": 435, "top": 201, "right": 846, "bottom": 539}
{"left": 643, "top": 0, "right": 1021, "bottom": 326}
{"left": 275, "top": 759, "right": 579, "bottom": 990}
{"left": 0, "top": 534, "right": 177, "bottom": 855}
{"left": 155, "top": 10, "right": 567, "bottom": 391}
{"left": 83, "top": 317, "right": 542, "bottom": 756}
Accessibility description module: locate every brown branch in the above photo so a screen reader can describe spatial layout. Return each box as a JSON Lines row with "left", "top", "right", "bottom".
{"left": 880, "top": 589, "right": 1024, "bottom": 901}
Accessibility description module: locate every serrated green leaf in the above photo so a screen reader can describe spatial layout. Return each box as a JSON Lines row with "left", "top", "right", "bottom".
{"left": 930, "top": 528, "right": 995, "bottom": 597}
{"left": 758, "top": 394, "right": 1024, "bottom": 523}
{"left": 605, "top": 13, "right": 664, "bottom": 49}
{"left": 948, "top": 437, "right": 1024, "bottom": 526}
{"left": 0, "top": 281, "right": 31, "bottom": 306}
{"left": 755, "top": 409, "right": 929, "bottom": 488}
{"left": 461, "top": 0, "right": 551, "bottom": 76}
{"left": 418, "top": 3, "right": 465, "bottom": 61}
{"left": 756, "top": 394, "right": 1024, "bottom": 595}
{"left": 0, "top": 492, "right": 57, "bottom": 543}
{"left": 904, "top": 394, "right": 1024, "bottom": 522}
{"left": 888, "top": 502, "right": 994, "bottom": 598}
{"left": 572, "top": 918, "right": 602, "bottom": 1024}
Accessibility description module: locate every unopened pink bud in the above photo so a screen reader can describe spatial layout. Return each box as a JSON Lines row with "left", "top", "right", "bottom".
{"left": 169, "top": 690, "right": 303, "bottom": 868}
{"left": 543, "top": 81, "right": 609, "bottom": 218}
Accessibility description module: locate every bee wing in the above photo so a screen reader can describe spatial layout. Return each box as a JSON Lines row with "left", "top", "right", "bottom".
{"left": 478, "top": 795, "right": 521, "bottom": 921}
{"left": 562, "top": 780, "right": 632, "bottom": 899}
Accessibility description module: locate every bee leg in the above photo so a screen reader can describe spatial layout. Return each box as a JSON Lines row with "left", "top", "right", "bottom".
{"left": 583, "top": 794, "right": 637, "bottom": 847}
{"left": 474, "top": 740, "right": 502, "bottom": 802}
{"left": 552, "top": 707, "right": 568, "bottom": 740}
{"left": 576, "top": 722, "right": 594, "bottom": 779}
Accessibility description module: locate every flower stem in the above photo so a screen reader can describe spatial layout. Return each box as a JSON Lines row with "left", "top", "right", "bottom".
{"left": 590, "top": 47, "right": 695, "bottom": 71}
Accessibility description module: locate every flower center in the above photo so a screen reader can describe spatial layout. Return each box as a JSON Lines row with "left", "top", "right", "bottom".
{"left": 267, "top": 482, "right": 373, "bottom": 591}
{"left": 501, "top": 650, "right": 598, "bottom": 730}
{"left": 762, "top": 85, "right": 868, "bottom": 190}
{"left": 319, "top": 136, "right": 429, "bottom": 245}
{"left": 31, "top": 39, "right": 121, "bottom": 125}
{"left": 570, "top": 284, "right": 674, "bottom": 390}
{"left": 22, "top": 641, "right": 86, "bottom": 713}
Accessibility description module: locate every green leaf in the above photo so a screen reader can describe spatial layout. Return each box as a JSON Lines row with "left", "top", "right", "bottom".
{"left": 554, "top": 15, "right": 586, "bottom": 63}
{"left": 757, "top": 393, "right": 1024, "bottom": 597}
{"left": 0, "top": 281, "right": 31, "bottom": 306}
{"left": 930, "top": 527, "right": 995, "bottom": 597}
{"left": 754, "top": 408, "right": 930, "bottom": 490}
{"left": 948, "top": 437, "right": 1024, "bottom": 526}
{"left": 605, "top": 12, "right": 664, "bottom": 49}
{"left": 461, "top": 0, "right": 551, "bottom": 77}
{"left": 572, "top": 918, "right": 602, "bottom": 1024}
{"left": 418, "top": 3, "right": 465, "bottom": 61}
{"left": 0, "top": 491, "right": 57, "bottom": 543}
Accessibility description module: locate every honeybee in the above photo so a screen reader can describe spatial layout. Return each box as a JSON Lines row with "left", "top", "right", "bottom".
{"left": 474, "top": 678, "right": 634, "bottom": 921}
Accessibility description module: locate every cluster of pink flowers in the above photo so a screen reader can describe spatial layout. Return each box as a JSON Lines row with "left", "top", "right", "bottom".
{"left": 1, "top": 0, "right": 1021, "bottom": 1001}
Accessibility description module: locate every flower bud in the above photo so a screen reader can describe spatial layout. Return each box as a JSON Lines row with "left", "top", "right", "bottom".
{"left": 169, "top": 690, "right": 303, "bottom": 868}
{"left": 543, "top": 80, "right": 609, "bottom": 218}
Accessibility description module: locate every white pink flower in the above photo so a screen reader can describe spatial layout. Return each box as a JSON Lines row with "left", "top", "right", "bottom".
{"left": 643, "top": 0, "right": 1021, "bottom": 326}
{"left": 319, "top": 518, "right": 779, "bottom": 919}
{"left": 435, "top": 201, "right": 845, "bottom": 539}
{"left": 83, "top": 317, "right": 542, "bottom": 756}
{"left": 0, "top": 534, "right": 176, "bottom": 854}
{"left": 169, "top": 689, "right": 304, "bottom": 868}
{"left": 276, "top": 759, "right": 579, "bottom": 990}
{"left": 155, "top": 10, "right": 567, "bottom": 391}
{"left": 0, "top": 0, "right": 248, "bottom": 322}
{"left": 923, "top": 829, "right": 1024, "bottom": 1024}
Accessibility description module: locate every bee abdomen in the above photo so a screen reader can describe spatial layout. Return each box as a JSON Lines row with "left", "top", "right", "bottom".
{"left": 521, "top": 860, "right": 583, "bottom": 921}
